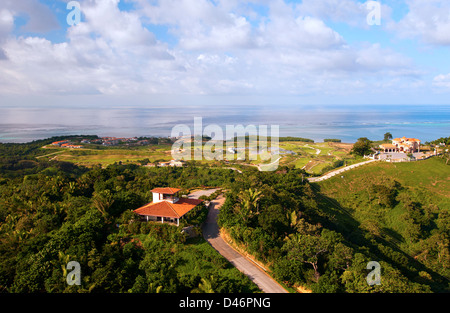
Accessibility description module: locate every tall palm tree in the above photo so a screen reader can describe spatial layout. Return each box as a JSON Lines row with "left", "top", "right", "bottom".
{"left": 235, "top": 188, "right": 263, "bottom": 222}
{"left": 92, "top": 190, "right": 115, "bottom": 220}
{"left": 240, "top": 188, "right": 263, "bottom": 213}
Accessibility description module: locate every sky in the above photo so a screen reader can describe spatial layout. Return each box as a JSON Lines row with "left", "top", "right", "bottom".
{"left": 1, "top": 0, "right": 450, "bottom": 107}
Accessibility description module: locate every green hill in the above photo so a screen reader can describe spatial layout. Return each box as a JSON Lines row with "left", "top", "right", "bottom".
{"left": 314, "top": 157, "right": 450, "bottom": 287}
{"left": 1, "top": 138, "right": 448, "bottom": 293}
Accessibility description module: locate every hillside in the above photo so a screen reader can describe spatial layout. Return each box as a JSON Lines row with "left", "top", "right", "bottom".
{"left": 314, "top": 157, "right": 450, "bottom": 287}
{"left": 30, "top": 136, "right": 360, "bottom": 176}
{"left": 0, "top": 138, "right": 448, "bottom": 293}
{"left": 0, "top": 149, "right": 258, "bottom": 293}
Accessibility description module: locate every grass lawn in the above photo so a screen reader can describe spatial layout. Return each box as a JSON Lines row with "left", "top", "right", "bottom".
{"left": 294, "top": 158, "right": 310, "bottom": 169}
{"left": 314, "top": 156, "right": 450, "bottom": 283}
{"left": 276, "top": 141, "right": 357, "bottom": 174}
{"left": 319, "top": 157, "right": 450, "bottom": 200}
{"left": 41, "top": 146, "right": 173, "bottom": 166}
{"left": 309, "top": 161, "right": 332, "bottom": 174}
{"left": 317, "top": 156, "right": 450, "bottom": 242}
{"left": 45, "top": 140, "right": 358, "bottom": 174}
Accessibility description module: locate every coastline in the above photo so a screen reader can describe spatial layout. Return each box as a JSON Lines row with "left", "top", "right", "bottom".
{"left": 1, "top": 104, "right": 450, "bottom": 144}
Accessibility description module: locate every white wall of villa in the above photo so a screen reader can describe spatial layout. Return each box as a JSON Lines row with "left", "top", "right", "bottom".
{"left": 152, "top": 192, "right": 179, "bottom": 204}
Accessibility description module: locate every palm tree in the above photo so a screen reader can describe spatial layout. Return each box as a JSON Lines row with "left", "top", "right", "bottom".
{"left": 239, "top": 188, "right": 263, "bottom": 212}
{"left": 92, "top": 190, "right": 115, "bottom": 220}
{"left": 235, "top": 188, "right": 263, "bottom": 222}
{"left": 196, "top": 276, "right": 215, "bottom": 293}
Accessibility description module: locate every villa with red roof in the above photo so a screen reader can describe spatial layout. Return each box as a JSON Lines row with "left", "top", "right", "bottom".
{"left": 51, "top": 140, "right": 70, "bottom": 146}
{"left": 380, "top": 136, "right": 421, "bottom": 153}
{"left": 134, "top": 187, "right": 203, "bottom": 226}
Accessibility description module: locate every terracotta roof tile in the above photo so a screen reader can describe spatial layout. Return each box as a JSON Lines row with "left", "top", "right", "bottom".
{"left": 380, "top": 144, "right": 397, "bottom": 148}
{"left": 151, "top": 187, "right": 181, "bottom": 195}
{"left": 134, "top": 198, "right": 203, "bottom": 218}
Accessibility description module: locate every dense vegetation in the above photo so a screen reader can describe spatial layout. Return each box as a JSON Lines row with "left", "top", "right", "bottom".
{"left": 278, "top": 137, "right": 314, "bottom": 143}
{"left": 429, "top": 136, "right": 450, "bottom": 146}
{"left": 317, "top": 158, "right": 450, "bottom": 286}
{"left": 351, "top": 137, "right": 373, "bottom": 156}
{"left": 0, "top": 140, "right": 257, "bottom": 292}
{"left": 323, "top": 139, "right": 342, "bottom": 143}
{"left": 217, "top": 159, "right": 449, "bottom": 292}
{"left": 0, "top": 138, "right": 448, "bottom": 293}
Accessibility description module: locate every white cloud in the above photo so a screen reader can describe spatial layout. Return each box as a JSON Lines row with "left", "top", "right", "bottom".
{"left": 134, "top": 0, "right": 258, "bottom": 51}
{"left": 355, "top": 43, "right": 411, "bottom": 71}
{"left": 259, "top": 14, "right": 345, "bottom": 50}
{"left": 295, "top": 0, "right": 393, "bottom": 28}
{"left": 0, "top": 0, "right": 185, "bottom": 95}
{"left": 0, "top": 0, "right": 59, "bottom": 33}
{"left": 433, "top": 73, "right": 450, "bottom": 88}
{"left": 0, "top": 9, "right": 13, "bottom": 59}
{"left": 0, "top": 0, "right": 423, "bottom": 99}
{"left": 0, "top": 9, "right": 14, "bottom": 38}
{"left": 392, "top": 0, "right": 450, "bottom": 46}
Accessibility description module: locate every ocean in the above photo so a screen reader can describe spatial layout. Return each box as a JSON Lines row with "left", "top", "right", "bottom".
{"left": 0, "top": 104, "right": 449, "bottom": 143}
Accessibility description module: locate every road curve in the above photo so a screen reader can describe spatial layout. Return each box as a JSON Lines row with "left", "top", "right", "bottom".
{"left": 307, "top": 159, "right": 379, "bottom": 183}
{"left": 202, "top": 195, "right": 288, "bottom": 293}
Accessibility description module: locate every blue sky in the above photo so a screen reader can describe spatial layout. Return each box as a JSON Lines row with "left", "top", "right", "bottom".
{"left": 1, "top": 0, "right": 450, "bottom": 107}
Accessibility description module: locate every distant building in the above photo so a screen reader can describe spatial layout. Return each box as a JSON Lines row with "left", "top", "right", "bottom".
{"left": 137, "top": 140, "right": 149, "bottom": 145}
{"left": 380, "top": 136, "right": 421, "bottom": 153}
{"left": 61, "top": 143, "right": 82, "bottom": 149}
{"left": 158, "top": 160, "right": 186, "bottom": 167}
{"left": 169, "top": 160, "right": 186, "bottom": 167}
{"left": 103, "top": 140, "right": 119, "bottom": 146}
{"left": 51, "top": 140, "right": 70, "bottom": 146}
{"left": 134, "top": 187, "right": 203, "bottom": 226}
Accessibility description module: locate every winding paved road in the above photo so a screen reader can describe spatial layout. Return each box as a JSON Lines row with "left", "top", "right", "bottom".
{"left": 201, "top": 195, "right": 288, "bottom": 293}
{"left": 307, "top": 159, "right": 379, "bottom": 183}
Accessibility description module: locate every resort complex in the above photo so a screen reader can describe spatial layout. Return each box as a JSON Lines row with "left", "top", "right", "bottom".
{"left": 379, "top": 136, "right": 421, "bottom": 153}
{"left": 371, "top": 136, "right": 436, "bottom": 162}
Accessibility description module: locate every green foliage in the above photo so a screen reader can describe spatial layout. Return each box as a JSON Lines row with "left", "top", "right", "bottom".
{"left": 316, "top": 157, "right": 450, "bottom": 291}
{"left": 351, "top": 137, "right": 373, "bottom": 156}
{"left": 182, "top": 203, "right": 209, "bottom": 227}
{"left": 383, "top": 132, "right": 393, "bottom": 141}
{"left": 430, "top": 136, "right": 450, "bottom": 146}
{"left": 217, "top": 158, "right": 449, "bottom": 292}
{"left": 0, "top": 139, "right": 448, "bottom": 293}
{"left": 320, "top": 159, "right": 344, "bottom": 175}
{"left": 0, "top": 141, "right": 257, "bottom": 293}
{"left": 279, "top": 137, "right": 314, "bottom": 143}
{"left": 323, "top": 139, "right": 342, "bottom": 143}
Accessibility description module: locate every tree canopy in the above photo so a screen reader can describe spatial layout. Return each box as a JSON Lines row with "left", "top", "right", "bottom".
{"left": 0, "top": 138, "right": 448, "bottom": 293}
{"left": 351, "top": 137, "right": 373, "bottom": 156}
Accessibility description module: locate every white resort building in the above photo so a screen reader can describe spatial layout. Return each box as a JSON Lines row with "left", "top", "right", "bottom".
{"left": 379, "top": 136, "right": 421, "bottom": 153}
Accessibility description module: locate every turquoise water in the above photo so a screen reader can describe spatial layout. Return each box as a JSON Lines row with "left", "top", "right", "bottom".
{"left": 0, "top": 104, "right": 449, "bottom": 143}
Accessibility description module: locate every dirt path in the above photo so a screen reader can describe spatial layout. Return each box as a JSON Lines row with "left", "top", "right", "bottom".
{"left": 202, "top": 195, "right": 288, "bottom": 293}
{"left": 304, "top": 144, "right": 321, "bottom": 155}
